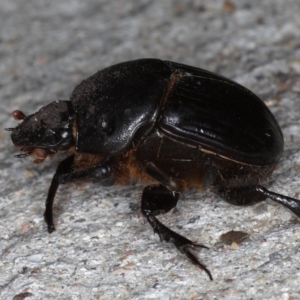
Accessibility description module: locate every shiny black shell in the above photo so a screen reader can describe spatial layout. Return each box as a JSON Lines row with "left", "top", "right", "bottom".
{"left": 71, "top": 58, "right": 283, "bottom": 166}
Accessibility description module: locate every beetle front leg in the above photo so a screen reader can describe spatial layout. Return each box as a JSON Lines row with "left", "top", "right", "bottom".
{"left": 141, "top": 184, "right": 213, "bottom": 280}
{"left": 44, "top": 155, "right": 111, "bottom": 233}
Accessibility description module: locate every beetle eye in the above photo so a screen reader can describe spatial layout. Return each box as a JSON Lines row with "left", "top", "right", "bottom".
{"left": 56, "top": 128, "right": 74, "bottom": 150}
{"left": 39, "top": 128, "right": 74, "bottom": 150}
{"left": 44, "top": 128, "right": 70, "bottom": 139}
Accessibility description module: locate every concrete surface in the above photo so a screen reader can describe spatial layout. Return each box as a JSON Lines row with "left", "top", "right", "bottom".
{"left": 1, "top": 0, "right": 300, "bottom": 299}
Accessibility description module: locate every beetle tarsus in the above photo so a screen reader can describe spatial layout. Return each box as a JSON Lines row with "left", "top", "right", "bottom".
{"left": 141, "top": 184, "right": 212, "bottom": 280}
{"left": 181, "top": 245, "right": 213, "bottom": 281}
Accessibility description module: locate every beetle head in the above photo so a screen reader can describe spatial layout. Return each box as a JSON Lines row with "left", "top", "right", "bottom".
{"left": 9, "top": 100, "right": 75, "bottom": 163}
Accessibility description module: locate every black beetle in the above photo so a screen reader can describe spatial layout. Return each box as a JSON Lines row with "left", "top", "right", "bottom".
{"left": 7, "top": 59, "right": 300, "bottom": 280}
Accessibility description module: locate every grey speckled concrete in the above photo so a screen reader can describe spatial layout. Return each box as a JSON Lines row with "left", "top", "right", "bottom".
{"left": 1, "top": 1, "right": 300, "bottom": 299}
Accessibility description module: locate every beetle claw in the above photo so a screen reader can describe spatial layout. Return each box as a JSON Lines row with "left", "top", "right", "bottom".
{"left": 169, "top": 232, "right": 212, "bottom": 280}
{"left": 191, "top": 243, "right": 210, "bottom": 250}
{"left": 180, "top": 245, "right": 213, "bottom": 281}
{"left": 147, "top": 213, "right": 213, "bottom": 280}
{"left": 166, "top": 227, "right": 213, "bottom": 280}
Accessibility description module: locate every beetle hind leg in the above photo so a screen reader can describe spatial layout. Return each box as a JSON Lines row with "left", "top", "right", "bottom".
{"left": 141, "top": 184, "right": 213, "bottom": 280}
{"left": 217, "top": 185, "right": 300, "bottom": 217}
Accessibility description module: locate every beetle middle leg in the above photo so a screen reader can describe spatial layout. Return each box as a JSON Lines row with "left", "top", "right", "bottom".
{"left": 217, "top": 185, "right": 300, "bottom": 217}
{"left": 44, "top": 155, "right": 111, "bottom": 233}
{"left": 141, "top": 184, "right": 213, "bottom": 280}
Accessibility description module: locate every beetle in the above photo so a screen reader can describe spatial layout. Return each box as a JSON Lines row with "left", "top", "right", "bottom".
{"left": 6, "top": 58, "right": 300, "bottom": 280}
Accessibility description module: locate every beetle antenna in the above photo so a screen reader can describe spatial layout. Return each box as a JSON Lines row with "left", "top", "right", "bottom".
{"left": 14, "top": 147, "right": 33, "bottom": 158}
{"left": 12, "top": 110, "right": 26, "bottom": 120}
{"left": 14, "top": 152, "right": 31, "bottom": 158}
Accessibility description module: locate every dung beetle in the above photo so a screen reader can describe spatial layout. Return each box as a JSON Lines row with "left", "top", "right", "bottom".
{"left": 7, "top": 58, "right": 300, "bottom": 280}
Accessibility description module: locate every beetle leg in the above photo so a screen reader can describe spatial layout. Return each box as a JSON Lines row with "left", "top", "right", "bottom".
{"left": 218, "top": 185, "right": 300, "bottom": 217}
{"left": 44, "top": 155, "right": 74, "bottom": 233}
{"left": 44, "top": 155, "right": 111, "bottom": 233}
{"left": 141, "top": 184, "right": 213, "bottom": 280}
{"left": 143, "top": 162, "right": 178, "bottom": 189}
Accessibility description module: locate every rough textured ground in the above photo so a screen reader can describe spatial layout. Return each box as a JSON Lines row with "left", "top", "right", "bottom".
{"left": 1, "top": 1, "right": 300, "bottom": 299}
